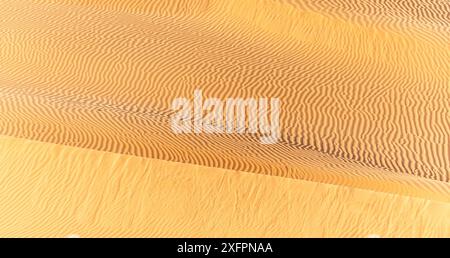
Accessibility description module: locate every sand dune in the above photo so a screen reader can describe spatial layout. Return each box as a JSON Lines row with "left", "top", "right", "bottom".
{"left": 0, "top": 135, "right": 448, "bottom": 238}
{"left": 0, "top": 0, "right": 448, "bottom": 237}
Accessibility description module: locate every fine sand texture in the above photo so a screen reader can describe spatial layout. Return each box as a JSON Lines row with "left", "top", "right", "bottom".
{"left": 0, "top": 136, "right": 448, "bottom": 238}
{"left": 0, "top": 0, "right": 449, "bottom": 237}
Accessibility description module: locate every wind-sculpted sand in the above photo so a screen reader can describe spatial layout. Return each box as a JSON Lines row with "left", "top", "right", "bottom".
{"left": 0, "top": 136, "right": 449, "bottom": 238}
{"left": 0, "top": 0, "right": 448, "bottom": 237}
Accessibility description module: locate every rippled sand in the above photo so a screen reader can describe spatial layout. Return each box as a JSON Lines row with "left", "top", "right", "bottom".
{"left": 0, "top": 136, "right": 448, "bottom": 238}
{"left": 0, "top": 0, "right": 448, "bottom": 237}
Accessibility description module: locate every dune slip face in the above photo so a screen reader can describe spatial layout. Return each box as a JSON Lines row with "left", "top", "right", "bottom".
{"left": 0, "top": 0, "right": 449, "bottom": 237}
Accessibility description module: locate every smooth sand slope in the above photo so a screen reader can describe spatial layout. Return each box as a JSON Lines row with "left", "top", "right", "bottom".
{"left": 0, "top": 136, "right": 448, "bottom": 238}
{"left": 0, "top": 0, "right": 449, "bottom": 237}
{"left": 0, "top": 0, "right": 448, "bottom": 181}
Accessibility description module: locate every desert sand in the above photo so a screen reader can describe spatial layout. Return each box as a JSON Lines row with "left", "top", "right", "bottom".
{"left": 0, "top": 135, "right": 448, "bottom": 237}
{"left": 0, "top": 0, "right": 448, "bottom": 237}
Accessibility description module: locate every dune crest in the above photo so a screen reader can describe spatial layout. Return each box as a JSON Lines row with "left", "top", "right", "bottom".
{"left": 0, "top": 136, "right": 448, "bottom": 238}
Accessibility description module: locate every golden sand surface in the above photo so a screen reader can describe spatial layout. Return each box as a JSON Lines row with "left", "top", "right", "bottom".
{"left": 0, "top": 0, "right": 448, "bottom": 237}
{"left": 0, "top": 136, "right": 448, "bottom": 238}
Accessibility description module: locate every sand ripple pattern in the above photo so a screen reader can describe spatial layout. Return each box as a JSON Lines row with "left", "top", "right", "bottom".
{"left": 0, "top": 0, "right": 449, "bottom": 188}
{"left": 0, "top": 136, "right": 448, "bottom": 237}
